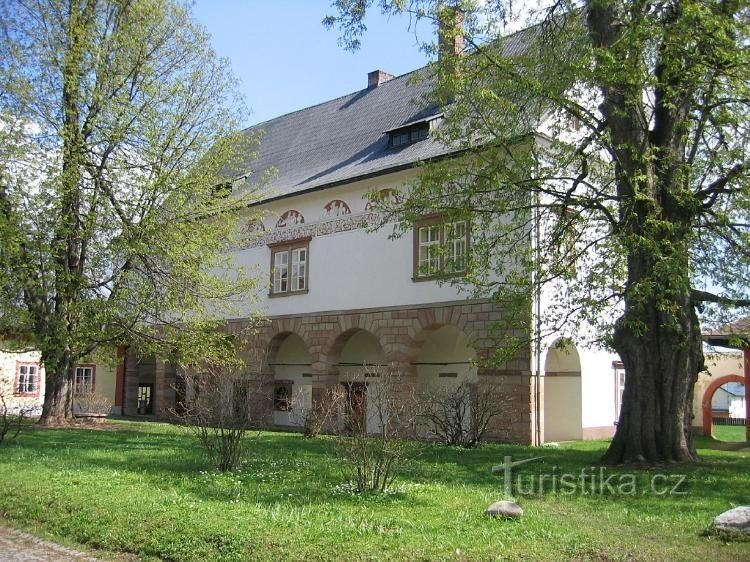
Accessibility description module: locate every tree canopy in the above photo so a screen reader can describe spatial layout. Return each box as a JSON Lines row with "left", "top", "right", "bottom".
{"left": 326, "top": 0, "right": 750, "bottom": 462}
{"left": 0, "top": 0, "right": 263, "bottom": 424}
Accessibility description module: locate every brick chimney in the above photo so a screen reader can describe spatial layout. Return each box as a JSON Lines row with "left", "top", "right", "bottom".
{"left": 367, "top": 69, "right": 394, "bottom": 89}
{"left": 437, "top": 5, "right": 465, "bottom": 59}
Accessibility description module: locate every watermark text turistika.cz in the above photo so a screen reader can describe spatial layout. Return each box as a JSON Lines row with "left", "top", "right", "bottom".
{"left": 492, "top": 456, "right": 688, "bottom": 497}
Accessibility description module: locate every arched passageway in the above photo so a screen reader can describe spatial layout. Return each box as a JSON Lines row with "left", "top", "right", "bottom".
{"left": 331, "top": 329, "right": 387, "bottom": 434}
{"left": 702, "top": 374, "right": 746, "bottom": 440}
{"left": 266, "top": 332, "right": 313, "bottom": 427}
{"left": 543, "top": 338, "right": 582, "bottom": 442}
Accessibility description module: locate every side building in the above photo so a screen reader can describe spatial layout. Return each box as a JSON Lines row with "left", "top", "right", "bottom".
{"left": 0, "top": 344, "right": 119, "bottom": 417}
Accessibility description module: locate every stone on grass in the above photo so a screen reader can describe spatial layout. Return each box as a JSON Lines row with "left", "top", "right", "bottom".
{"left": 485, "top": 500, "right": 523, "bottom": 518}
{"left": 713, "top": 506, "right": 750, "bottom": 538}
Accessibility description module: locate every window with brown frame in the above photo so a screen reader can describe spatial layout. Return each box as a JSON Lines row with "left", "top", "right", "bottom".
{"left": 73, "top": 364, "right": 96, "bottom": 394}
{"left": 269, "top": 238, "right": 310, "bottom": 296}
{"left": 413, "top": 217, "right": 469, "bottom": 280}
{"left": 14, "top": 363, "right": 40, "bottom": 396}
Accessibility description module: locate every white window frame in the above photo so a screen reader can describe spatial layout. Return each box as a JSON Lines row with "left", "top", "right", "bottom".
{"left": 414, "top": 218, "right": 469, "bottom": 280}
{"left": 74, "top": 365, "right": 96, "bottom": 394}
{"left": 15, "top": 363, "right": 39, "bottom": 396}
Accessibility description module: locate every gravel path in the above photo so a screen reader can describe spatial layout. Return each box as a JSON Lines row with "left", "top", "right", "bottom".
{"left": 0, "top": 527, "right": 99, "bottom": 561}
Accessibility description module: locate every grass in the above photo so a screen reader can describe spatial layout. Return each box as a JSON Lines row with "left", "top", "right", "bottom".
{"left": 713, "top": 424, "right": 747, "bottom": 443}
{"left": 0, "top": 420, "right": 748, "bottom": 561}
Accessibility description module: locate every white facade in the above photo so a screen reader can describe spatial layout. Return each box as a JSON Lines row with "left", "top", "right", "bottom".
{"left": 232, "top": 169, "right": 475, "bottom": 320}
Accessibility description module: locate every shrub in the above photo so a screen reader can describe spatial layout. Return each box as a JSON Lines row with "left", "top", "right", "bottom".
{"left": 172, "top": 363, "right": 260, "bottom": 472}
{"left": 73, "top": 384, "right": 113, "bottom": 416}
{"left": 331, "top": 367, "right": 419, "bottom": 493}
{"left": 293, "top": 385, "right": 344, "bottom": 439}
{"left": 0, "top": 375, "right": 30, "bottom": 444}
{"left": 418, "top": 380, "right": 509, "bottom": 448}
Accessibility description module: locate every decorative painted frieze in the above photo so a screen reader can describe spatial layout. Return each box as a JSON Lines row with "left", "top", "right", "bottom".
{"left": 276, "top": 210, "right": 305, "bottom": 228}
{"left": 322, "top": 199, "right": 351, "bottom": 218}
{"left": 245, "top": 211, "right": 380, "bottom": 248}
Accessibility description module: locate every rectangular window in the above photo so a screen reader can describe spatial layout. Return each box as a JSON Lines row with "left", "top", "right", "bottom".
{"left": 445, "top": 221, "right": 467, "bottom": 273}
{"left": 15, "top": 363, "right": 39, "bottom": 396}
{"left": 270, "top": 239, "right": 310, "bottom": 296}
{"left": 291, "top": 247, "right": 306, "bottom": 291}
{"left": 273, "top": 250, "right": 288, "bottom": 293}
{"left": 389, "top": 123, "right": 429, "bottom": 148}
{"left": 414, "top": 218, "right": 469, "bottom": 280}
{"left": 74, "top": 365, "right": 96, "bottom": 394}
{"left": 418, "top": 225, "right": 441, "bottom": 275}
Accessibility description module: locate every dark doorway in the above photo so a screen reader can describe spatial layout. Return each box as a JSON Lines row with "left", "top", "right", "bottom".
{"left": 342, "top": 381, "right": 367, "bottom": 434}
{"left": 137, "top": 384, "right": 153, "bottom": 415}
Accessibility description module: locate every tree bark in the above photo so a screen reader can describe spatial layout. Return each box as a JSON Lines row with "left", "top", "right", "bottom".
{"left": 603, "top": 258, "right": 703, "bottom": 464}
{"left": 39, "top": 358, "right": 74, "bottom": 426}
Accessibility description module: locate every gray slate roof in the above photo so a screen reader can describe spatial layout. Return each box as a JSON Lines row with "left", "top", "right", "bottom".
{"left": 236, "top": 25, "right": 535, "bottom": 203}
{"left": 238, "top": 68, "right": 444, "bottom": 202}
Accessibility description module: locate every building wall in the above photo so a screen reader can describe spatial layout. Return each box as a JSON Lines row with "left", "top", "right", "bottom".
{"left": 0, "top": 344, "right": 118, "bottom": 416}
{"left": 231, "top": 169, "right": 493, "bottom": 320}
{"left": 0, "top": 347, "right": 45, "bottom": 415}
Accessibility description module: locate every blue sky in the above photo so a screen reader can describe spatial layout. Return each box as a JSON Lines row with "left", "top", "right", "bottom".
{"left": 193, "top": 1, "right": 432, "bottom": 127}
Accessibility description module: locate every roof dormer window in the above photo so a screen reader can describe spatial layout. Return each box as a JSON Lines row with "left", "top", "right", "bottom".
{"left": 390, "top": 123, "right": 429, "bottom": 148}
{"left": 385, "top": 114, "right": 442, "bottom": 149}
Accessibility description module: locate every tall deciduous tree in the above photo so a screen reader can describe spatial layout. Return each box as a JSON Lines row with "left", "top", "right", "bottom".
{"left": 0, "top": 0, "right": 262, "bottom": 425}
{"left": 326, "top": 0, "right": 750, "bottom": 463}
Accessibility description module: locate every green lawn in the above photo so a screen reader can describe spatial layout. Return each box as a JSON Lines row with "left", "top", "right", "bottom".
{"left": 713, "top": 424, "right": 747, "bottom": 443}
{"left": 0, "top": 420, "right": 748, "bottom": 561}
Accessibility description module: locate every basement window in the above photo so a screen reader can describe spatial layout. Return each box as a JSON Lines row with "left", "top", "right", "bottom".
{"left": 274, "top": 381, "right": 293, "bottom": 411}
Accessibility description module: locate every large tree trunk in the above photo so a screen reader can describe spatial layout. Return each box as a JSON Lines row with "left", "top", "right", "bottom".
{"left": 39, "top": 365, "right": 73, "bottom": 426}
{"left": 603, "top": 264, "right": 703, "bottom": 464}
{"left": 39, "top": 350, "right": 75, "bottom": 426}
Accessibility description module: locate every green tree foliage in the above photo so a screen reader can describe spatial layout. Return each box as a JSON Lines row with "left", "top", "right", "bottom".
{"left": 0, "top": 0, "right": 263, "bottom": 425}
{"left": 326, "top": 0, "right": 750, "bottom": 462}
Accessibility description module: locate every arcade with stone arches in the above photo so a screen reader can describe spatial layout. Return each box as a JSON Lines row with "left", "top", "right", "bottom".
{"left": 117, "top": 302, "right": 537, "bottom": 443}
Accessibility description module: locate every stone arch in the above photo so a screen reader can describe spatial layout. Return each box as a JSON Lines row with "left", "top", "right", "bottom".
{"left": 405, "top": 313, "right": 482, "bottom": 366}
{"left": 413, "top": 324, "right": 478, "bottom": 386}
{"left": 264, "top": 331, "right": 314, "bottom": 428}
{"left": 543, "top": 338, "right": 583, "bottom": 442}
{"left": 324, "top": 328, "right": 388, "bottom": 434}
{"left": 702, "top": 374, "right": 745, "bottom": 437}
{"left": 327, "top": 328, "right": 388, "bottom": 377}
